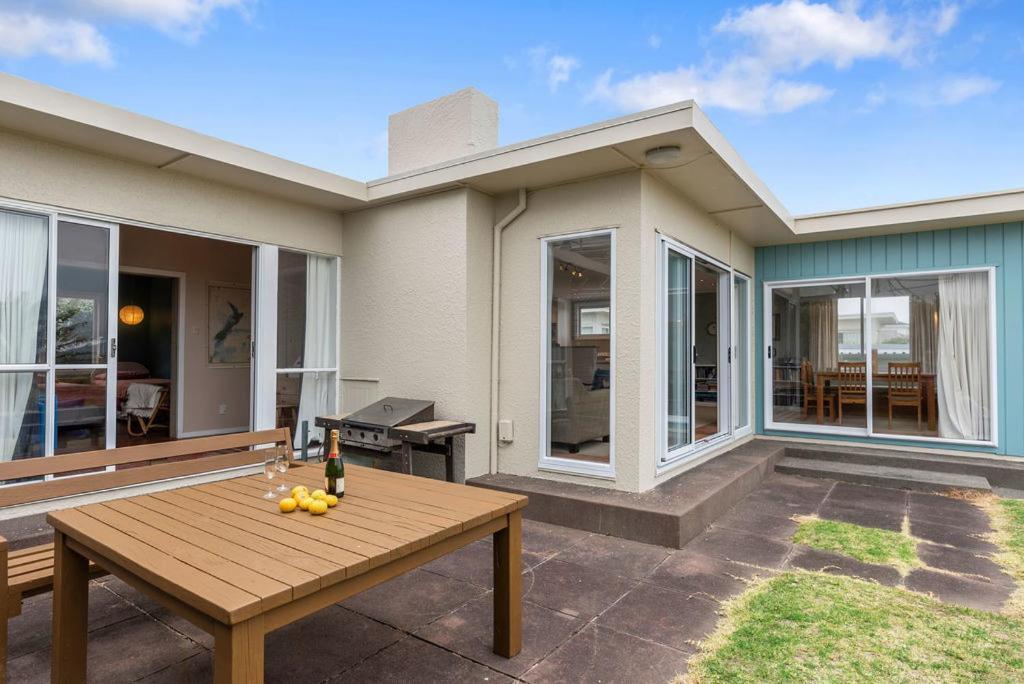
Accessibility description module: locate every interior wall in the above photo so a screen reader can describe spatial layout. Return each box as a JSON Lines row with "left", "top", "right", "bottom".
{"left": 117, "top": 273, "right": 173, "bottom": 380}
{"left": 496, "top": 171, "right": 643, "bottom": 491}
{"left": 119, "top": 225, "right": 253, "bottom": 435}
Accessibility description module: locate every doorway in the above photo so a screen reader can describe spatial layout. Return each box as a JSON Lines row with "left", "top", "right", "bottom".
{"left": 115, "top": 270, "right": 181, "bottom": 447}
{"left": 659, "top": 237, "right": 733, "bottom": 467}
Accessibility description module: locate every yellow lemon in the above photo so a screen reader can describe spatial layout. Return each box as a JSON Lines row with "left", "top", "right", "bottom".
{"left": 278, "top": 497, "right": 297, "bottom": 513}
{"left": 290, "top": 485, "right": 309, "bottom": 499}
{"left": 308, "top": 499, "right": 329, "bottom": 515}
{"left": 311, "top": 489, "right": 328, "bottom": 500}
{"left": 325, "top": 494, "right": 339, "bottom": 508}
{"left": 298, "top": 496, "right": 313, "bottom": 511}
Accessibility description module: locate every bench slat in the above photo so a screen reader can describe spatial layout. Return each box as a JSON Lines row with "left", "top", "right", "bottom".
{"left": 0, "top": 449, "right": 280, "bottom": 508}
{"left": 0, "top": 428, "right": 289, "bottom": 482}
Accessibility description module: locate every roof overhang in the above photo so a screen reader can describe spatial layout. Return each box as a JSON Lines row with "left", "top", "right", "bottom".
{"left": 366, "top": 101, "right": 796, "bottom": 245}
{"left": 794, "top": 187, "right": 1024, "bottom": 241}
{"left": 0, "top": 73, "right": 368, "bottom": 210}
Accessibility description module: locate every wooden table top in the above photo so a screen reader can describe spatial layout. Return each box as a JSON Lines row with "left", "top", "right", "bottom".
{"left": 47, "top": 461, "right": 527, "bottom": 626}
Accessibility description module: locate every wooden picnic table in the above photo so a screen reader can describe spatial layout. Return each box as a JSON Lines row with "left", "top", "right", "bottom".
{"left": 47, "top": 460, "right": 527, "bottom": 683}
{"left": 814, "top": 370, "right": 937, "bottom": 431}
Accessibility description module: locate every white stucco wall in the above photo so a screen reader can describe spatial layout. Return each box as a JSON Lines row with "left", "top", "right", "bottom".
{"left": 339, "top": 188, "right": 493, "bottom": 481}
{"left": 388, "top": 88, "right": 499, "bottom": 175}
{"left": 495, "top": 172, "right": 644, "bottom": 491}
{"left": 638, "top": 172, "right": 756, "bottom": 492}
{"left": 0, "top": 129, "right": 344, "bottom": 256}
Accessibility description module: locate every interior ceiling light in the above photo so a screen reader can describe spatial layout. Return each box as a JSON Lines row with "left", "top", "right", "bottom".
{"left": 644, "top": 145, "right": 683, "bottom": 167}
{"left": 119, "top": 304, "right": 144, "bottom": 326}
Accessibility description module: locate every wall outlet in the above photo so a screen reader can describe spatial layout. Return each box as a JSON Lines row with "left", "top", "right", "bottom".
{"left": 498, "top": 419, "right": 514, "bottom": 444}
{"left": 218, "top": 404, "right": 228, "bottom": 415}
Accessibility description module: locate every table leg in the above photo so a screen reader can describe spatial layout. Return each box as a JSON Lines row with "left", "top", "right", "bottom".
{"left": 444, "top": 437, "right": 454, "bottom": 483}
{"left": 214, "top": 616, "right": 264, "bottom": 684}
{"left": 493, "top": 510, "right": 522, "bottom": 658}
{"left": 816, "top": 378, "right": 825, "bottom": 424}
{"left": 927, "top": 379, "right": 937, "bottom": 432}
{"left": 51, "top": 531, "right": 89, "bottom": 683}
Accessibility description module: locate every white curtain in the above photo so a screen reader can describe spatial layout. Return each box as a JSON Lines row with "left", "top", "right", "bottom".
{"left": 937, "top": 272, "right": 990, "bottom": 441}
{"left": 910, "top": 295, "right": 938, "bottom": 374}
{"left": 295, "top": 255, "right": 337, "bottom": 448}
{"left": 808, "top": 298, "right": 838, "bottom": 372}
{"left": 1, "top": 210, "right": 49, "bottom": 461}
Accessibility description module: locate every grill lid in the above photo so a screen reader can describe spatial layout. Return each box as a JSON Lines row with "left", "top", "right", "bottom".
{"left": 342, "top": 397, "right": 434, "bottom": 428}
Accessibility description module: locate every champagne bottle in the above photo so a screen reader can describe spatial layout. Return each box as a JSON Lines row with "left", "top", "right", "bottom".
{"left": 325, "top": 429, "right": 345, "bottom": 497}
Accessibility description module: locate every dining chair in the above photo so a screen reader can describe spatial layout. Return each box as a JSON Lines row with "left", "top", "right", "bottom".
{"left": 886, "top": 361, "right": 922, "bottom": 429}
{"left": 837, "top": 361, "right": 867, "bottom": 425}
{"left": 801, "top": 360, "right": 834, "bottom": 420}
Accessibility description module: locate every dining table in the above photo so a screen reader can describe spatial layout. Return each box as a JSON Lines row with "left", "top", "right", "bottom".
{"left": 814, "top": 370, "right": 937, "bottom": 430}
{"left": 47, "top": 459, "right": 527, "bottom": 683}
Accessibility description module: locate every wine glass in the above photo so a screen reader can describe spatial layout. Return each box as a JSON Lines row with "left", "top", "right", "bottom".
{"left": 262, "top": 451, "right": 278, "bottom": 499}
{"left": 275, "top": 448, "right": 289, "bottom": 493}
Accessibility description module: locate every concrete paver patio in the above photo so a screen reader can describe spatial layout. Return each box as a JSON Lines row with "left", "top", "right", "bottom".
{"left": 7, "top": 473, "right": 1017, "bottom": 682}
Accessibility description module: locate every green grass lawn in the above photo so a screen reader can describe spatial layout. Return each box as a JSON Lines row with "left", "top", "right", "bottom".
{"left": 686, "top": 572, "right": 1024, "bottom": 684}
{"left": 984, "top": 497, "right": 1024, "bottom": 616}
{"left": 793, "top": 517, "right": 919, "bottom": 571}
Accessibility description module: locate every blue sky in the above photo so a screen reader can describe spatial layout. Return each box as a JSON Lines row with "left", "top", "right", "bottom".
{"left": 0, "top": 0, "right": 1021, "bottom": 214}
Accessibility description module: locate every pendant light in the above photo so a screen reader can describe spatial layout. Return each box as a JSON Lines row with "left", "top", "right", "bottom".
{"left": 119, "top": 276, "right": 144, "bottom": 325}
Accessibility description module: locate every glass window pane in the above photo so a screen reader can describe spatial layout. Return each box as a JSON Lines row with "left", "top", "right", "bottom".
{"left": 277, "top": 251, "right": 337, "bottom": 369}
{"left": 694, "top": 261, "right": 724, "bottom": 441}
{"left": 871, "top": 273, "right": 991, "bottom": 441}
{"left": 547, "top": 234, "right": 611, "bottom": 464}
{"left": 0, "top": 371, "right": 46, "bottom": 465}
{"left": 57, "top": 221, "right": 109, "bottom": 365}
{"left": 54, "top": 369, "right": 106, "bottom": 454}
{"left": 0, "top": 209, "right": 49, "bottom": 365}
{"left": 667, "top": 250, "right": 691, "bottom": 451}
{"left": 277, "top": 371, "right": 336, "bottom": 449}
{"left": 770, "top": 281, "right": 867, "bottom": 428}
{"left": 734, "top": 276, "right": 749, "bottom": 429}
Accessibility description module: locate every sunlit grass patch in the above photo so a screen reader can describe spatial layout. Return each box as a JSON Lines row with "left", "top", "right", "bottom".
{"left": 977, "top": 496, "right": 1024, "bottom": 616}
{"left": 793, "top": 516, "right": 919, "bottom": 572}
{"left": 686, "top": 572, "right": 1024, "bottom": 684}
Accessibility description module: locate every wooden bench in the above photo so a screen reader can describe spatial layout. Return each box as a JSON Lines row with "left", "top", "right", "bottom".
{"left": 0, "top": 427, "right": 292, "bottom": 680}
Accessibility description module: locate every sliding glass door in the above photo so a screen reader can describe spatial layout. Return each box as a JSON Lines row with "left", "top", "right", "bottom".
{"left": 1, "top": 207, "right": 118, "bottom": 463}
{"left": 732, "top": 273, "right": 751, "bottom": 434}
{"left": 659, "top": 237, "right": 734, "bottom": 466}
{"left": 765, "top": 269, "right": 996, "bottom": 445}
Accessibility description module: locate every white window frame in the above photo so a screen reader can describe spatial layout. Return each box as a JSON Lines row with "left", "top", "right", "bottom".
{"left": 656, "top": 234, "right": 741, "bottom": 474}
{"left": 762, "top": 266, "right": 998, "bottom": 448}
{"left": 254, "top": 246, "right": 341, "bottom": 447}
{"left": 732, "top": 271, "right": 753, "bottom": 437}
{"left": 538, "top": 228, "right": 616, "bottom": 479}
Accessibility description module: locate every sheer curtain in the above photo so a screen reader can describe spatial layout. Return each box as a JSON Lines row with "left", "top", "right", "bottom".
{"left": 937, "top": 272, "right": 990, "bottom": 441}
{"left": 808, "top": 298, "right": 838, "bottom": 372}
{"left": 910, "top": 295, "right": 938, "bottom": 374}
{"left": 294, "top": 255, "right": 337, "bottom": 448}
{"left": 1, "top": 211, "right": 49, "bottom": 461}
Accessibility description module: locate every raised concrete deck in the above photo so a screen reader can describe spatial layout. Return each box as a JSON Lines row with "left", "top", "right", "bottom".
{"left": 469, "top": 441, "right": 786, "bottom": 548}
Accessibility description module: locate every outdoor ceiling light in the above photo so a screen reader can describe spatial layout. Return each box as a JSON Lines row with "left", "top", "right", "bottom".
{"left": 644, "top": 145, "right": 683, "bottom": 167}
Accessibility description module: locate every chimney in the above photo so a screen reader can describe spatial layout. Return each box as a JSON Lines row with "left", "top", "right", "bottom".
{"left": 387, "top": 87, "right": 499, "bottom": 175}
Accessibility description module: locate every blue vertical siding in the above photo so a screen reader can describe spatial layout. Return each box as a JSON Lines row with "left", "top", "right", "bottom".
{"left": 755, "top": 222, "right": 1024, "bottom": 457}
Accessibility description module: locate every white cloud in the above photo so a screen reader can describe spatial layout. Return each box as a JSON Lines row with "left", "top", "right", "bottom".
{"left": 648, "top": 33, "right": 661, "bottom": 49}
{"left": 0, "top": 11, "right": 112, "bottom": 65}
{"left": 528, "top": 46, "right": 580, "bottom": 93}
{"left": 591, "top": 1, "right": 962, "bottom": 115}
{"left": 933, "top": 75, "right": 1000, "bottom": 105}
{"left": 0, "top": 0, "right": 248, "bottom": 64}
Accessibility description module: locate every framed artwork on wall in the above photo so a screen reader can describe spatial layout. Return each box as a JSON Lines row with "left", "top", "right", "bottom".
{"left": 208, "top": 283, "right": 251, "bottom": 365}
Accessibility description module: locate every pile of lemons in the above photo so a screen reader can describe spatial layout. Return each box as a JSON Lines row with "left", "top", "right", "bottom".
{"left": 278, "top": 485, "right": 338, "bottom": 515}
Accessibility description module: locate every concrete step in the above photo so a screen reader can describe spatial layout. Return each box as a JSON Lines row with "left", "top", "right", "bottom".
{"left": 776, "top": 456, "right": 992, "bottom": 493}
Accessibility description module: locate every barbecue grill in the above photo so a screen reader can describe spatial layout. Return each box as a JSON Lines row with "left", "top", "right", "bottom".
{"left": 315, "top": 397, "right": 475, "bottom": 482}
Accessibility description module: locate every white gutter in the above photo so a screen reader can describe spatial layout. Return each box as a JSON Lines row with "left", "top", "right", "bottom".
{"left": 489, "top": 188, "right": 528, "bottom": 474}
